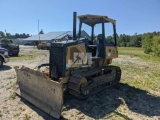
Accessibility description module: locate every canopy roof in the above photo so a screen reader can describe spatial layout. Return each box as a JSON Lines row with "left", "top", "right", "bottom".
{"left": 78, "top": 14, "right": 116, "bottom": 26}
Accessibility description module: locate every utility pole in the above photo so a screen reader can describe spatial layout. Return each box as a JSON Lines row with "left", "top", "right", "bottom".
{"left": 5, "top": 29, "right": 7, "bottom": 38}
{"left": 38, "top": 19, "right": 40, "bottom": 43}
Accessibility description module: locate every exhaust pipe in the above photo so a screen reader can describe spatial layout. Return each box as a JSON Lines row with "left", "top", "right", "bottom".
{"left": 73, "top": 12, "right": 77, "bottom": 40}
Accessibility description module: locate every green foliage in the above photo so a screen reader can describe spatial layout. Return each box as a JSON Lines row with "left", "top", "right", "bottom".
{"left": 106, "top": 35, "right": 114, "bottom": 42}
{"left": 117, "top": 31, "right": 160, "bottom": 57}
{"left": 15, "top": 33, "right": 30, "bottom": 38}
{"left": 0, "top": 38, "right": 13, "bottom": 43}
{"left": 0, "top": 30, "right": 30, "bottom": 39}
{"left": 142, "top": 34, "right": 153, "bottom": 54}
{"left": 10, "top": 92, "right": 17, "bottom": 99}
{"left": 0, "top": 31, "right": 5, "bottom": 37}
{"left": 117, "top": 32, "right": 160, "bottom": 48}
{"left": 142, "top": 34, "right": 160, "bottom": 57}
{"left": 39, "top": 29, "right": 44, "bottom": 34}
{"left": 118, "top": 33, "right": 141, "bottom": 47}
{"left": 24, "top": 114, "right": 31, "bottom": 120}
{"left": 6, "top": 33, "right": 11, "bottom": 37}
{"left": 151, "top": 36, "right": 160, "bottom": 56}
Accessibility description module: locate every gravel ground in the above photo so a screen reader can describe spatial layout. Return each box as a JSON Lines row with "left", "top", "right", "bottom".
{"left": 0, "top": 46, "right": 159, "bottom": 120}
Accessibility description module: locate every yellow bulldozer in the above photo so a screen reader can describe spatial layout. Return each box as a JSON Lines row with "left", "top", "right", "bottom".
{"left": 13, "top": 12, "right": 121, "bottom": 119}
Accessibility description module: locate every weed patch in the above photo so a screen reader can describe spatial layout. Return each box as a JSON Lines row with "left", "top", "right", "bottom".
{"left": 24, "top": 114, "right": 31, "bottom": 120}
{"left": 10, "top": 92, "right": 17, "bottom": 99}
{"left": 10, "top": 54, "right": 36, "bottom": 61}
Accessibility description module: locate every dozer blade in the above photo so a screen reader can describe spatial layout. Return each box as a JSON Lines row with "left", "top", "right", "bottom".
{"left": 13, "top": 66, "right": 63, "bottom": 119}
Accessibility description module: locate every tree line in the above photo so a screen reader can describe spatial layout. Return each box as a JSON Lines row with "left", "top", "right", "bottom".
{"left": 106, "top": 31, "right": 160, "bottom": 57}
{"left": 0, "top": 29, "right": 44, "bottom": 39}
{"left": 0, "top": 38, "right": 13, "bottom": 43}
{"left": 0, "top": 31, "right": 31, "bottom": 39}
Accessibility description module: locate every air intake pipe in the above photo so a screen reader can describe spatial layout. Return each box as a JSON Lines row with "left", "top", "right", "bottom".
{"left": 73, "top": 12, "right": 77, "bottom": 40}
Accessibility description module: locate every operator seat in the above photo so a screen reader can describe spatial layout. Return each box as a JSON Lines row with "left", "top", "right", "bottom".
{"left": 97, "top": 34, "right": 104, "bottom": 57}
{"left": 89, "top": 34, "right": 104, "bottom": 61}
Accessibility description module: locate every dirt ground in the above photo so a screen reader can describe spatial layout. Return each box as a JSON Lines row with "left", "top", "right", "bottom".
{"left": 0, "top": 46, "right": 160, "bottom": 120}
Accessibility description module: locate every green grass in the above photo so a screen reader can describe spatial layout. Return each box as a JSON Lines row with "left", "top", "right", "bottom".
{"left": 10, "top": 54, "right": 36, "bottom": 61}
{"left": 118, "top": 47, "right": 144, "bottom": 56}
{"left": 113, "top": 61, "right": 160, "bottom": 94}
{"left": 6, "top": 82, "right": 16, "bottom": 90}
{"left": 10, "top": 92, "right": 17, "bottom": 100}
{"left": 6, "top": 85, "right": 12, "bottom": 90}
{"left": 24, "top": 114, "right": 31, "bottom": 120}
{"left": 118, "top": 47, "right": 160, "bottom": 61}
{"left": 105, "top": 111, "right": 130, "bottom": 120}
{"left": 32, "top": 46, "right": 38, "bottom": 50}
{"left": 113, "top": 47, "right": 160, "bottom": 92}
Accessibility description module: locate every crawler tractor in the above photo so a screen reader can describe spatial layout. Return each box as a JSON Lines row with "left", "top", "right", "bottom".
{"left": 14, "top": 12, "right": 121, "bottom": 119}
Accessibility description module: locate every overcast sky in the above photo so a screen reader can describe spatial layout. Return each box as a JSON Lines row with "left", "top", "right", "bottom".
{"left": 0, "top": 0, "right": 160, "bottom": 36}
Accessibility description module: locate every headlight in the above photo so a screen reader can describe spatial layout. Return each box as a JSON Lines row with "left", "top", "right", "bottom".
{"left": 4, "top": 51, "right": 8, "bottom": 56}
